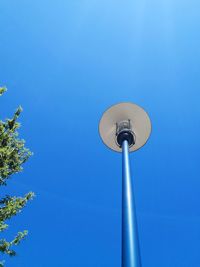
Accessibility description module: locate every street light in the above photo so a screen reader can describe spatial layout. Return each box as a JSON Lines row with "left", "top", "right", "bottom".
{"left": 99, "top": 102, "right": 151, "bottom": 267}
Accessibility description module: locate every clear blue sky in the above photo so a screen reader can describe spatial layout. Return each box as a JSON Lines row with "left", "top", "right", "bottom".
{"left": 0, "top": 0, "right": 200, "bottom": 266}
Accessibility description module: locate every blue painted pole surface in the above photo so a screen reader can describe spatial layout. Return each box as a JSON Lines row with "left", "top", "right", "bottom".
{"left": 122, "top": 140, "right": 141, "bottom": 267}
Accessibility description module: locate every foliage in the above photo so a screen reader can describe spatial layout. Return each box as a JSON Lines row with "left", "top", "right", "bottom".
{"left": 0, "top": 87, "right": 34, "bottom": 265}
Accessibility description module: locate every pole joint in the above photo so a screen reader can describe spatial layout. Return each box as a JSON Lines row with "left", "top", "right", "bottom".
{"left": 116, "top": 120, "right": 135, "bottom": 148}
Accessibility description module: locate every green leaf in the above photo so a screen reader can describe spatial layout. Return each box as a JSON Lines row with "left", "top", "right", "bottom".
{"left": 0, "top": 87, "right": 7, "bottom": 96}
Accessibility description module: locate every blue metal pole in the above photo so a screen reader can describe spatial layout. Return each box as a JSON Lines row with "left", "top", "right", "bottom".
{"left": 122, "top": 140, "right": 141, "bottom": 267}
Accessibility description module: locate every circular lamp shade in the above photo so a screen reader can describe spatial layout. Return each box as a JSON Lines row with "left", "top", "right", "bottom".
{"left": 99, "top": 102, "right": 151, "bottom": 152}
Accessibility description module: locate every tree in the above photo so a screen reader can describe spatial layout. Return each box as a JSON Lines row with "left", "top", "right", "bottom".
{"left": 0, "top": 87, "right": 34, "bottom": 266}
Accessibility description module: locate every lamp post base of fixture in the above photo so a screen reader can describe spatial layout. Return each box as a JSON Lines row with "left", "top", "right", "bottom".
{"left": 122, "top": 140, "right": 141, "bottom": 267}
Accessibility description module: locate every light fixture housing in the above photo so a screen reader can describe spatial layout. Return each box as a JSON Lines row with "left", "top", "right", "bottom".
{"left": 99, "top": 102, "right": 151, "bottom": 152}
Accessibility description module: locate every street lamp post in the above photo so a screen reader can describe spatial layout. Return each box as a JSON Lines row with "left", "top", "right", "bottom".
{"left": 99, "top": 102, "right": 151, "bottom": 267}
